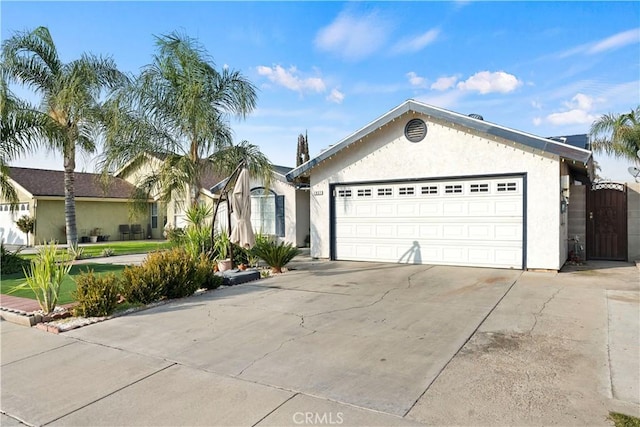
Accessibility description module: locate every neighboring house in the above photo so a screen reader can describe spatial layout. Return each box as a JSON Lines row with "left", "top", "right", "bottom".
{"left": 286, "top": 99, "right": 598, "bottom": 271}
{"left": 210, "top": 165, "right": 310, "bottom": 247}
{"left": 118, "top": 153, "right": 310, "bottom": 247}
{"left": 1, "top": 167, "right": 147, "bottom": 245}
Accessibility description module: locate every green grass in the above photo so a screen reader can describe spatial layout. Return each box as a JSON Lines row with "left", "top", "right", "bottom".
{"left": 21, "top": 240, "right": 174, "bottom": 261}
{"left": 2, "top": 264, "right": 126, "bottom": 305}
{"left": 610, "top": 412, "right": 640, "bottom": 427}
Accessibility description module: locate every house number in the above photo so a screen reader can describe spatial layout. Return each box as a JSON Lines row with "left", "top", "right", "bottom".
{"left": 313, "top": 190, "right": 323, "bottom": 196}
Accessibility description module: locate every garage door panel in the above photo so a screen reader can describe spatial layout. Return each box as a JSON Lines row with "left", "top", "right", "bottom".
{"left": 468, "top": 225, "right": 491, "bottom": 239}
{"left": 334, "top": 177, "right": 524, "bottom": 269}
{"left": 495, "top": 200, "right": 522, "bottom": 215}
{"left": 419, "top": 203, "right": 441, "bottom": 216}
{"left": 397, "top": 204, "right": 418, "bottom": 216}
{"left": 442, "top": 225, "right": 465, "bottom": 238}
{"left": 443, "top": 202, "right": 466, "bottom": 215}
{"left": 376, "top": 204, "right": 395, "bottom": 216}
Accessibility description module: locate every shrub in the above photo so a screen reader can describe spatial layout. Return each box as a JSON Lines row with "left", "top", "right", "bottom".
{"left": 164, "top": 225, "right": 184, "bottom": 244}
{"left": 120, "top": 248, "right": 202, "bottom": 304}
{"left": 251, "top": 239, "right": 300, "bottom": 273}
{"left": 72, "top": 270, "right": 121, "bottom": 317}
{"left": 232, "top": 243, "right": 249, "bottom": 267}
{"left": 0, "top": 244, "right": 29, "bottom": 275}
{"left": 121, "top": 264, "right": 165, "bottom": 304}
{"left": 14, "top": 242, "right": 72, "bottom": 314}
{"left": 195, "top": 254, "right": 224, "bottom": 290}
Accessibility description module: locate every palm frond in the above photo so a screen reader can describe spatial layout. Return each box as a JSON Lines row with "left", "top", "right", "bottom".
{"left": 590, "top": 107, "right": 640, "bottom": 162}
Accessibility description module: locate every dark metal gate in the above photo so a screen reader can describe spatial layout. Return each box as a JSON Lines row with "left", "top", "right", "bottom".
{"left": 586, "top": 182, "right": 627, "bottom": 260}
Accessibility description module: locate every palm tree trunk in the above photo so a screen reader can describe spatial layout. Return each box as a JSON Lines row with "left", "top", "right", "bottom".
{"left": 63, "top": 146, "right": 78, "bottom": 247}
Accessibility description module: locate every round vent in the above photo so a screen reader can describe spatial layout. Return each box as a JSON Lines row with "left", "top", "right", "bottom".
{"left": 468, "top": 113, "right": 484, "bottom": 120}
{"left": 404, "top": 118, "right": 427, "bottom": 142}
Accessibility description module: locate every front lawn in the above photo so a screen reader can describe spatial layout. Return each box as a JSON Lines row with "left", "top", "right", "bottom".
{"left": 1, "top": 264, "right": 126, "bottom": 305}
{"left": 19, "top": 240, "right": 174, "bottom": 261}
{"left": 74, "top": 241, "right": 174, "bottom": 258}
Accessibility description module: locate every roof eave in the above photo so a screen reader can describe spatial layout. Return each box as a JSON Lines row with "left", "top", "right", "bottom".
{"left": 286, "top": 99, "right": 593, "bottom": 180}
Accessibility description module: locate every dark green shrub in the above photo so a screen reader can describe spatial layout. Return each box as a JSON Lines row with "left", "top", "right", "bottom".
{"left": 72, "top": 270, "right": 121, "bottom": 317}
{"left": 121, "top": 248, "right": 201, "bottom": 304}
{"left": 165, "top": 226, "right": 185, "bottom": 244}
{"left": 0, "top": 244, "right": 30, "bottom": 275}
{"left": 251, "top": 239, "right": 300, "bottom": 273}
{"left": 232, "top": 243, "right": 249, "bottom": 266}
{"left": 195, "top": 254, "right": 224, "bottom": 290}
{"left": 121, "top": 264, "right": 166, "bottom": 304}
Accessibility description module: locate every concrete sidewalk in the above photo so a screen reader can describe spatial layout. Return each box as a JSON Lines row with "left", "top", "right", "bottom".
{"left": 1, "top": 260, "right": 638, "bottom": 426}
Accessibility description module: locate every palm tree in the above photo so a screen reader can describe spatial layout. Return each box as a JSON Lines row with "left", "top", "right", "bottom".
{"left": 0, "top": 74, "right": 52, "bottom": 206}
{"left": 590, "top": 107, "right": 640, "bottom": 163}
{"left": 2, "top": 26, "right": 126, "bottom": 246}
{"left": 100, "top": 32, "right": 268, "bottom": 212}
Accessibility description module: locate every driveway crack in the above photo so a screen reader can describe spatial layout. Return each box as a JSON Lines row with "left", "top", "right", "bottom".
{"left": 236, "top": 330, "right": 317, "bottom": 377}
{"left": 528, "top": 287, "right": 562, "bottom": 335}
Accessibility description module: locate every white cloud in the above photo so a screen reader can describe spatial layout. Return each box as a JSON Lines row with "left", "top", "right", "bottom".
{"left": 531, "top": 100, "right": 543, "bottom": 110}
{"left": 315, "top": 10, "right": 390, "bottom": 61}
{"left": 406, "top": 71, "right": 426, "bottom": 87}
{"left": 532, "top": 117, "right": 542, "bottom": 126}
{"left": 588, "top": 28, "right": 640, "bottom": 54}
{"left": 457, "top": 71, "right": 522, "bottom": 94}
{"left": 256, "top": 65, "right": 326, "bottom": 93}
{"left": 431, "top": 75, "right": 458, "bottom": 91}
{"left": 555, "top": 27, "right": 640, "bottom": 58}
{"left": 564, "top": 93, "right": 594, "bottom": 111}
{"left": 392, "top": 29, "right": 440, "bottom": 54}
{"left": 327, "top": 88, "right": 345, "bottom": 104}
{"left": 543, "top": 93, "right": 599, "bottom": 126}
{"left": 546, "top": 109, "right": 597, "bottom": 126}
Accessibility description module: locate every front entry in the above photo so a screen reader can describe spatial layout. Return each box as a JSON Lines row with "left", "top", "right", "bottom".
{"left": 586, "top": 182, "right": 627, "bottom": 261}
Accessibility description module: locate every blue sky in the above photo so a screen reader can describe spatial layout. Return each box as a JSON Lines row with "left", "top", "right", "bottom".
{"left": 2, "top": 1, "right": 639, "bottom": 181}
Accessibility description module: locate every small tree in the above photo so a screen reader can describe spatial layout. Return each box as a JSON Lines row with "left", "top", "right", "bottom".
{"left": 15, "top": 215, "right": 34, "bottom": 246}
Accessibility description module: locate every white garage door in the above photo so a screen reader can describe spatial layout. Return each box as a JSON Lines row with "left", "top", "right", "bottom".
{"left": 333, "top": 176, "right": 524, "bottom": 269}
{"left": 0, "top": 203, "right": 30, "bottom": 245}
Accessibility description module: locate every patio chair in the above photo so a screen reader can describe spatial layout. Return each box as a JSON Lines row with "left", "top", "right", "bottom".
{"left": 131, "top": 224, "right": 144, "bottom": 240}
{"left": 119, "top": 224, "right": 130, "bottom": 240}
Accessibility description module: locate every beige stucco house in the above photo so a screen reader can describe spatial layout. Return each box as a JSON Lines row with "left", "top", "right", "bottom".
{"left": 116, "top": 153, "right": 310, "bottom": 247}
{"left": 1, "top": 167, "right": 148, "bottom": 245}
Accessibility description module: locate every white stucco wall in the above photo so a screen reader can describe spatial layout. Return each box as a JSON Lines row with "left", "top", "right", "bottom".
{"left": 309, "top": 112, "right": 564, "bottom": 270}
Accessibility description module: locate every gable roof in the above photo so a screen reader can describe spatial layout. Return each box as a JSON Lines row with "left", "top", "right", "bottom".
{"left": 115, "top": 151, "right": 229, "bottom": 193}
{"left": 8, "top": 167, "right": 136, "bottom": 199}
{"left": 287, "top": 99, "right": 593, "bottom": 181}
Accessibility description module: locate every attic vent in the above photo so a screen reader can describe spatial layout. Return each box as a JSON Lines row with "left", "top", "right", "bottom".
{"left": 468, "top": 113, "right": 484, "bottom": 120}
{"left": 405, "top": 118, "right": 427, "bottom": 142}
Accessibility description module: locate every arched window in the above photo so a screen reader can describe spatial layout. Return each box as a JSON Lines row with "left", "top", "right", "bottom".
{"left": 250, "top": 188, "right": 284, "bottom": 237}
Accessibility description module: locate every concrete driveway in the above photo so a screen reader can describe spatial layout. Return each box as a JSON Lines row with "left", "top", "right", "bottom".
{"left": 1, "top": 258, "right": 638, "bottom": 426}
